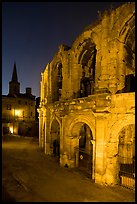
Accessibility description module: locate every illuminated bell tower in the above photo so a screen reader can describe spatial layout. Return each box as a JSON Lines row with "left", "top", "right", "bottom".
{"left": 9, "top": 62, "right": 20, "bottom": 95}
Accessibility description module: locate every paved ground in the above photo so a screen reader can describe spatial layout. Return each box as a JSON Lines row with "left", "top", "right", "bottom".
{"left": 2, "top": 135, "right": 135, "bottom": 202}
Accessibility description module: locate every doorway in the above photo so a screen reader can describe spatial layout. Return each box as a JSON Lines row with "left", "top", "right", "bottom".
{"left": 118, "top": 124, "right": 135, "bottom": 189}
{"left": 75, "top": 123, "right": 93, "bottom": 178}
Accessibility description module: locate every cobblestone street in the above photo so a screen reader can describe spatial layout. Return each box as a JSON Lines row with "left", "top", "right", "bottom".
{"left": 2, "top": 136, "right": 135, "bottom": 202}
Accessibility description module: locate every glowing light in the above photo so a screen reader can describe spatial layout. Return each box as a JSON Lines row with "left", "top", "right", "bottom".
{"left": 9, "top": 127, "right": 13, "bottom": 134}
{"left": 15, "top": 110, "right": 21, "bottom": 117}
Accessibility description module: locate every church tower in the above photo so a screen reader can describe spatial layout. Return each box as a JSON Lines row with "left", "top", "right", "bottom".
{"left": 9, "top": 62, "right": 20, "bottom": 95}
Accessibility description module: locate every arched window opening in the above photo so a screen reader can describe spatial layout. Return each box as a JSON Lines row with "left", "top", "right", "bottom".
{"left": 57, "top": 63, "right": 63, "bottom": 100}
{"left": 78, "top": 42, "right": 96, "bottom": 98}
{"left": 124, "top": 26, "right": 135, "bottom": 93}
{"left": 117, "top": 24, "right": 135, "bottom": 94}
{"left": 125, "top": 74, "right": 135, "bottom": 92}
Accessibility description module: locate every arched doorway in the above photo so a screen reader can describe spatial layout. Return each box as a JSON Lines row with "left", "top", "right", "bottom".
{"left": 73, "top": 122, "right": 94, "bottom": 179}
{"left": 118, "top": 124, "right": 135, "bottom": 189}
{"left": 50, "top": 119, "right": 60, "bottom": 158}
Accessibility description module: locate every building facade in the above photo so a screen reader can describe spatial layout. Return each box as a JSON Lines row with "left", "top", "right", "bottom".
{"left": 38, "top": 2, "right": 135, "bottom": 189}
{"left": 2, "top": 63, "right": 37, "bottom": 136}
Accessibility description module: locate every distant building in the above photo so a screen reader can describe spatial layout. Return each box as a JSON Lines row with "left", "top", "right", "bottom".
{"left": 38, "top": 3, "right": 135, "bottom": 189}
{"left": 2, "top": 62, "right": 38, "bottom": 137}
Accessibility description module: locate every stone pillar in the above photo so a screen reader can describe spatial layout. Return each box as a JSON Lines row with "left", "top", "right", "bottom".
{"left": 105, "top": 142, "right": 119, "bottom": 185}
{"left": 95, "top": 116, "right": 106, "bottom": 184}
{"left": 38, "top": 112, "right": 43, "bottom": 148}
{"left": 60, "top": 134, "right": 79, "bottom": 168}
{"left": 59, "top": 118, "right": 64, "bottom": 165}
{"left": 44, "top": 109, "right": 50, "bottom": 155}
{"left": 71, "top": 63, "right": 82, "bottom": 98}
{"left": 69, "top": 137, "right": 79, "bottom": 168}
{"left": 41, "top": 73, "right": 44, "bottom": 100}
{"left": 60, "top": 135, "right": 70, "bottom": 167}
{"left": 91, "top": 139, "right": 96, "bottom": 181}
{"left": 41, "top": 117, "right": 45, "bottom": 149}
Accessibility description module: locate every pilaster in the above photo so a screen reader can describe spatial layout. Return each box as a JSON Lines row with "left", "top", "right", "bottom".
{"left": 95, "top": 116, "right": 107, "bottom": 184}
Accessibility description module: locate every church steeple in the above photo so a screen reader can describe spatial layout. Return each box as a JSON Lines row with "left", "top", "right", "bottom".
{"left": 11, "top": 62, "right": 18, "bottom": 82}
{"left": 9, "top": 62, "right": 20, "bottom": 95}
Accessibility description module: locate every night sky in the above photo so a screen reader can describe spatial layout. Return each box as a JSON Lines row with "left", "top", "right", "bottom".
{"left": 2, "top": 2, "right": 127, "bottom": 98}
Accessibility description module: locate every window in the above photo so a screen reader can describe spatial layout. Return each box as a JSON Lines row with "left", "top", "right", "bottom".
{"left": 7, "top": 104, "right": 11, "bottom": 110}
{"left": 78, "top": 42, "right": 96, "bottom": 98}
{"left": 125, "top": 74, "right": 135, "bottom": 92}
{"left": 57, "top": 63, "right": 63, "bottom": 100}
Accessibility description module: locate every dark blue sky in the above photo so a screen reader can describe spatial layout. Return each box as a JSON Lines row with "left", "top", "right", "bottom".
{"left": 2, "top": 2, "right": 126, "bottom": 97}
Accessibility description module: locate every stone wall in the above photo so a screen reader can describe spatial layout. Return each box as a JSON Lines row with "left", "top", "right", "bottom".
{"left": 38, "top": 2, "right": 135, "bottom": 186}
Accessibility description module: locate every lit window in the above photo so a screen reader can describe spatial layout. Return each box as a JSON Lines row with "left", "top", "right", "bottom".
{"left": 9, "top": 127, "right": 13, "bottom": 134}
{"left": 15, "top": 110, "right": 21, "bottom": 117}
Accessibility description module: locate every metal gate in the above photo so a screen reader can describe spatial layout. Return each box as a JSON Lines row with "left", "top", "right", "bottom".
{"left": 118, "top": 144, "right": 135, "bottom": 190}
{"left": 75, "top": 147, "right": 92, "bottom": 178}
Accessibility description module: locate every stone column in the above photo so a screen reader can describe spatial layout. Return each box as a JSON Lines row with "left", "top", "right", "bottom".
{"left": 95, "top": 116, "right": 106, "bottom": 184}
{"left": 91, "top": 139, "right": 96, "bottom": 181}
{"left": 44, "top": 109, "right": 50, "bottom": 155}
{"left": 105, "top": 142, "right": 119, "bottom": 185}
{"left": 59, "top": 117, "right": 64, "bottom": 165}
{"left": 69, "top": 137, "right": 79, "bottom": 168}
{"left": 41, "top": 113, "right": 46, "bottom": 150}
{"left": 41, "top": 73, "right": 44, "bottom": 100}
{"left": 41, "top": 117, "right": 45, "bottom": 149}
{"left": 38, "top": 110, "right": 43, "bottom": 148}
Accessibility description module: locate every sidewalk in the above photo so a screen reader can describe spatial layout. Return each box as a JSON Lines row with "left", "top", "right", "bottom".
{"left": 2, "top": 135, "right": 135, "bottom": 202}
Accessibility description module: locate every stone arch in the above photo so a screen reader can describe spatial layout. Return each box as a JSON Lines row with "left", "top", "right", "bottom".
{"left": 118, "top": 124, "right": 135, "bottom": 162}
{"left": 117, "top": 13, "right": 135, "bottom": 93}
{"left": 71, "top": 31, "right": 98, "bottom": 98}
{"left": 105, "top": 115, "right": 135, "bottom": 185}
{"left": 51, "top": 60, "right": 63, "bottom": 102}
{"left": 119, "top": 13, "right": 135, "bottom": 42}
{"left": 118, "top": 124, "right": 135, "bottom": 189}
{"left": 50, "top": 117, "right": 61, "bottom": 157}
{"left": 50, "top": 115, "right": 61, "bottom": 132}
{"left": 68, "top": 114, "right": 95, "bottom": 140}
{"left": 109, "top": 115, "right": 135, "bottom": 144}
{"left": 72, "top": 30, "right": 99, "bottom": 51}
{"left": 66, "top": 114, "right": 96, "bottom": 179}
{"left": 120, "top": 14, "right": 135, "bottom": 71}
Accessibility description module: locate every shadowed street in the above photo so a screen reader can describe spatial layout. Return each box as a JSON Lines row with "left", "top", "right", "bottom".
{"left": 2, "top": 135, "right": 135, "bottom": 202}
